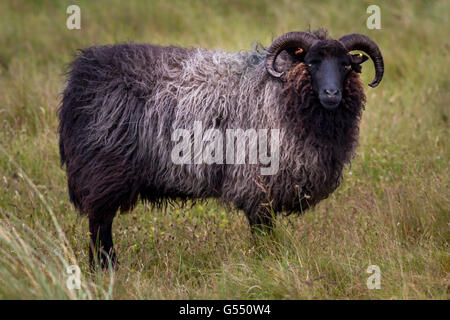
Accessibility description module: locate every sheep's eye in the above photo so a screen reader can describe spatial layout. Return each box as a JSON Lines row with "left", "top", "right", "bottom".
{"left": 306, "top": 60, "right": 319, "bottom": 67}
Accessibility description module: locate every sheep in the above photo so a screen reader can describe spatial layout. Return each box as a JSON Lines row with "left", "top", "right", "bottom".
{"left": 59, "top": 29, "right": 384, "bottom": 268}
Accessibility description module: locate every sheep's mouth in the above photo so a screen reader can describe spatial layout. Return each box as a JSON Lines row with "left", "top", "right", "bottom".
{"left": 319, "top": 98, "right": 341, "bottom": 110}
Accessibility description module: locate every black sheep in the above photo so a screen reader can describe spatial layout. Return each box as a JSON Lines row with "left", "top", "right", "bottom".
{"left": 59, "top": 29, "right": 383, "bottom": 267}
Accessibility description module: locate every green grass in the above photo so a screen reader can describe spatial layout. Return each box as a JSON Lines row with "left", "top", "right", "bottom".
{"left": 0, "top": 0, "right": 448, "bottom": 299}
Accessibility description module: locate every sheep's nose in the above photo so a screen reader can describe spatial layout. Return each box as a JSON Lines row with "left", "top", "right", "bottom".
{"left": 324, "top": 89, "right": 340, "bottom": 97}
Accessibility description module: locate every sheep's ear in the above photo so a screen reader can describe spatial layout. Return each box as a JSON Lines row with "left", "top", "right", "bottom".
{"left": 286, "top": 47, "right": 306, "bottom": 61}
{"left": 350, "top": 53, "right": 369, "bottom": 73}
{"left": 350, "top": 53, "right": 369, "bottom": 65}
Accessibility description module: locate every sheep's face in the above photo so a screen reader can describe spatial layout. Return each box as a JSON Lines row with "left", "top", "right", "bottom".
{"left": 304, "top": 40, "right": 367, "bottom": 110}
{"left": 265, "top": 31, "right": 383, "bottom": 109}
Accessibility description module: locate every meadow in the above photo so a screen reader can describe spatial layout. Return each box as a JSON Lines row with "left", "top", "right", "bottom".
{"left": 0, "top": 0, "right": 448, "bottom": 299}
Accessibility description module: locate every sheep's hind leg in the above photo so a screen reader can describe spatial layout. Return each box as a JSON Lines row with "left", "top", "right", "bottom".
{"left": 89, "top": 215, "right": 117, "bottom": 270}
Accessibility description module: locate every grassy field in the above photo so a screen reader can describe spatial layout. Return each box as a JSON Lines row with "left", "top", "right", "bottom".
{"left": 0, "top": 0, "right": 448, "bottom": 299}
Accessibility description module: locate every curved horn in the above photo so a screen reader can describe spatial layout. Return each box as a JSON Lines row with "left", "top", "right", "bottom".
{"left": 265, "top": 32, "right": 318, "bottom": 78}
{"left": 339, "top": 33, "right": 384, "bottom": 87}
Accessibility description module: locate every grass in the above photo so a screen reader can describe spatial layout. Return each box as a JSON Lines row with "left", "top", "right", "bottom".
{"left": 0, "top": 0, "right": 448, "bottom": 299}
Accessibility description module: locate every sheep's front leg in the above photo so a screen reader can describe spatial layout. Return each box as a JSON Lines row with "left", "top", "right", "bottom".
{"left": 246, "top": 208, "right": 274, "bottom": 235}
{"left": 89, "top": 215, "right": 117, "bottom": 269}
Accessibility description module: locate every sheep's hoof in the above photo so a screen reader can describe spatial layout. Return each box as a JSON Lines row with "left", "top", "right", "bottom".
{"left": 250, "top": 223, "right": 274, "bottom": 236}
{"left": 89, "top": 248, "right": 118, "bottom": 271}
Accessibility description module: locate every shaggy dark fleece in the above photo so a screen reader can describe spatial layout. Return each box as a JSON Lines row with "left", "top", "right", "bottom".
{"left": 59, "top": 32, "right": 366, "bottom": 238}
{"left": 276, "top": 63, "right": 365, "bottom": 211}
